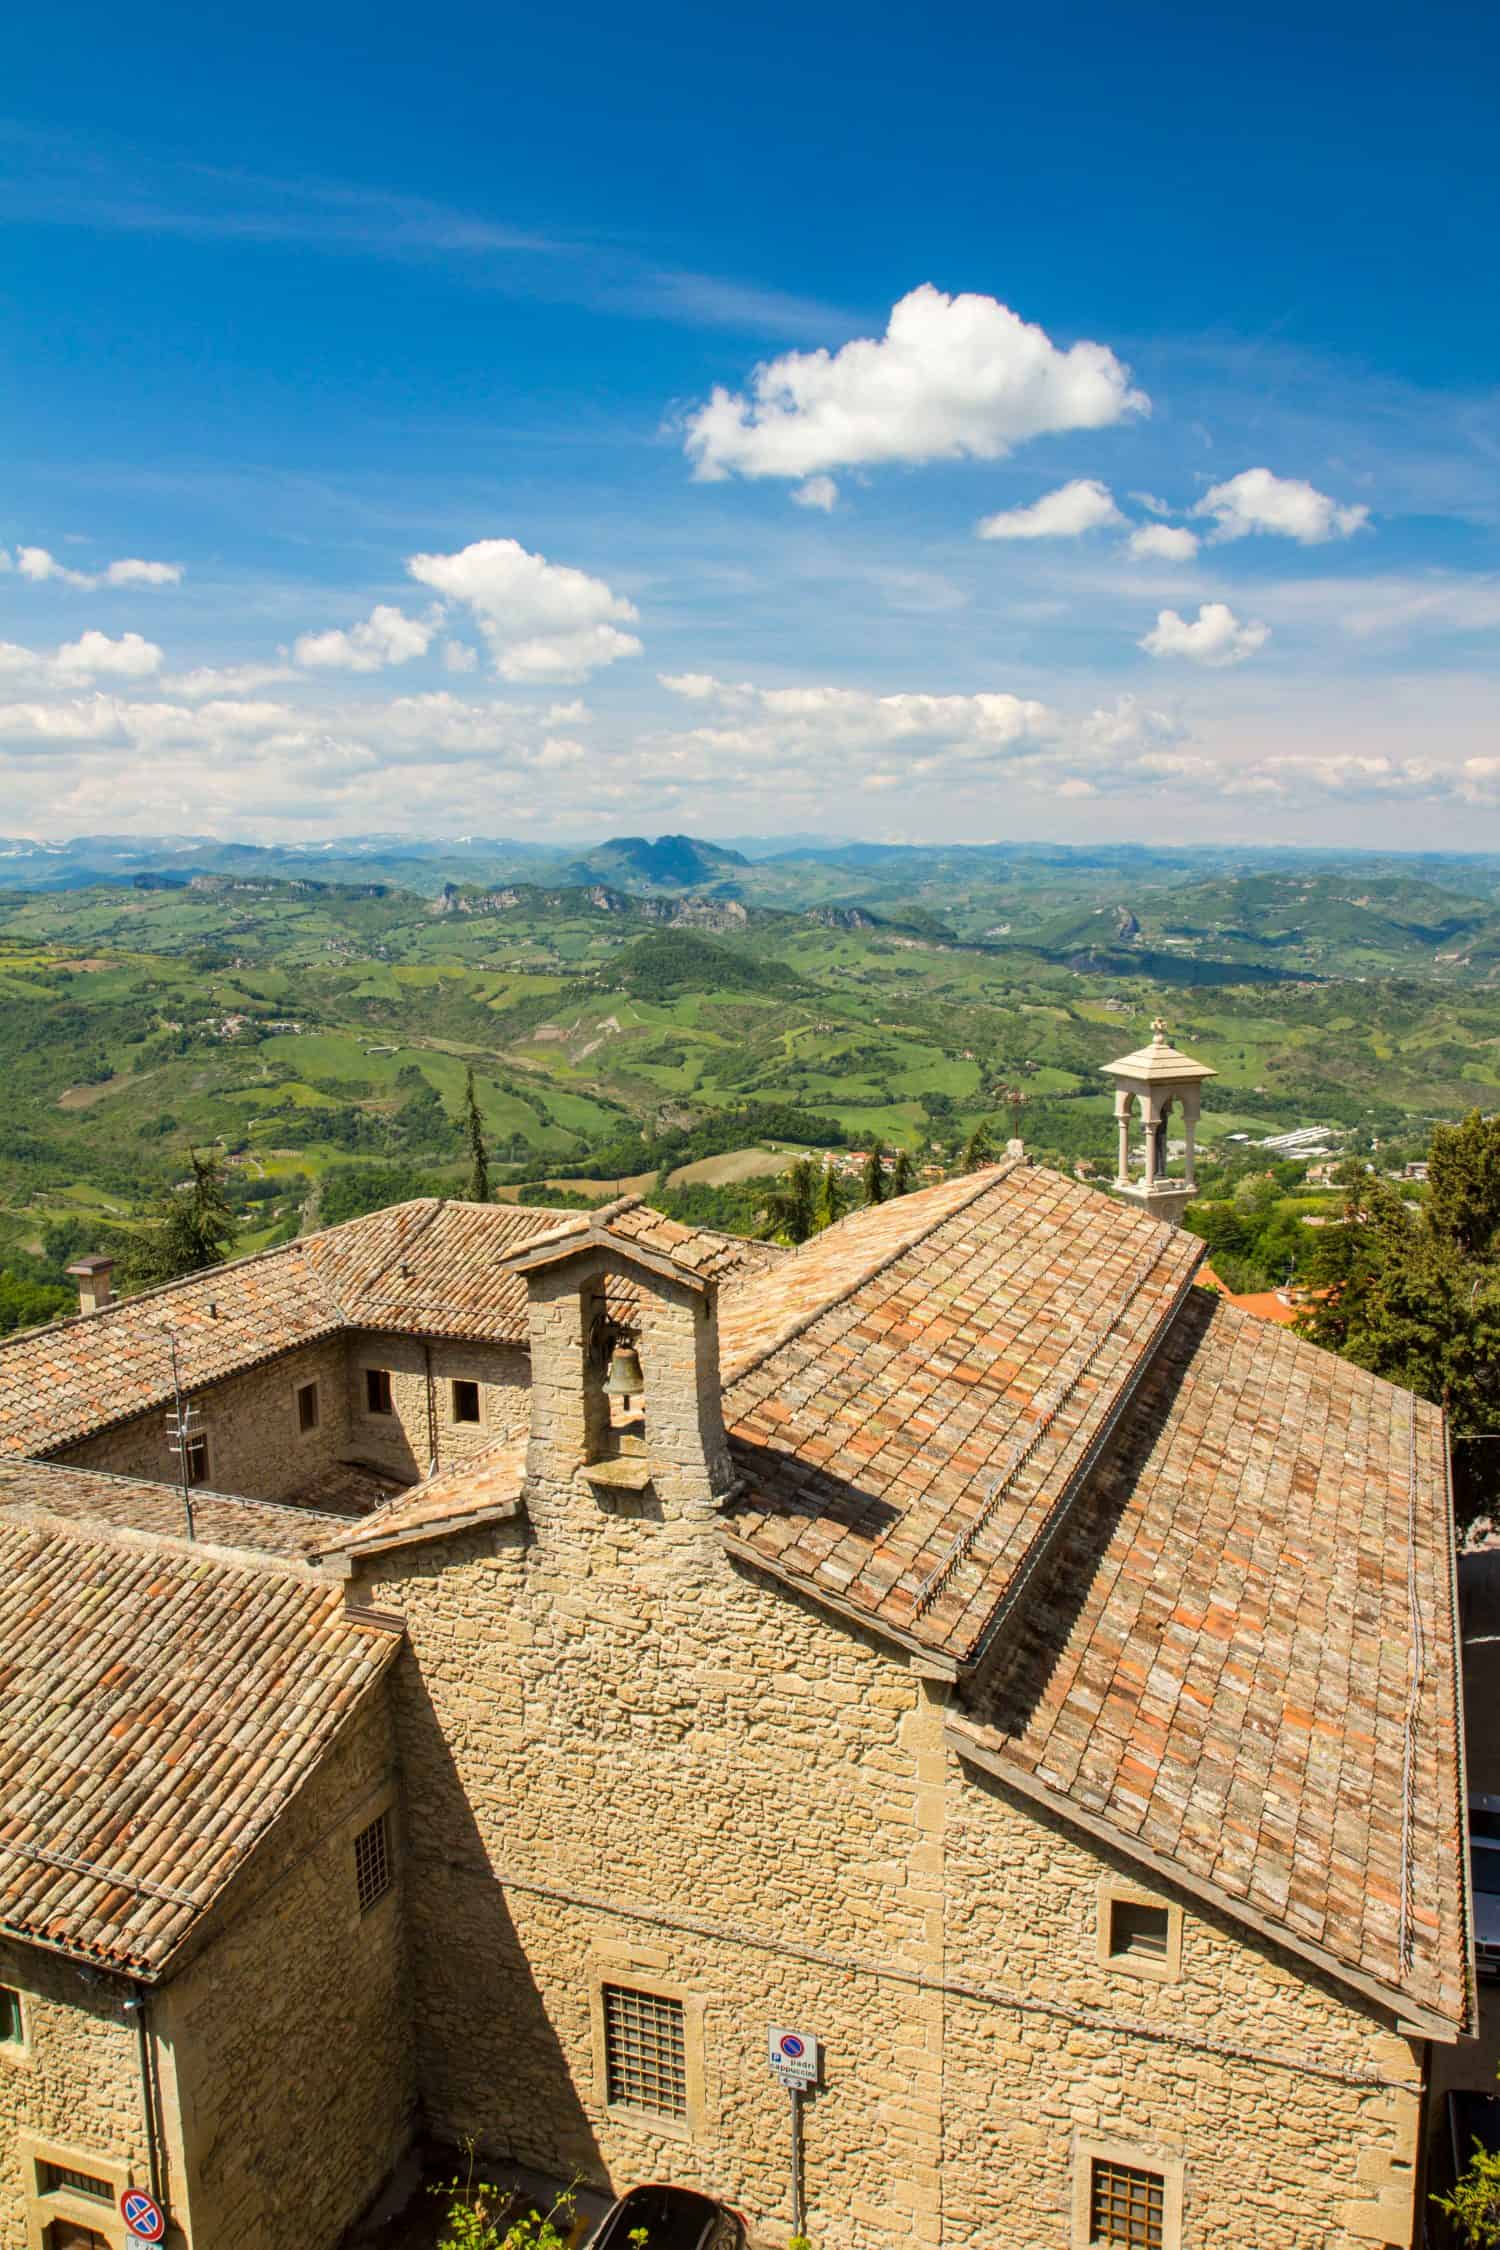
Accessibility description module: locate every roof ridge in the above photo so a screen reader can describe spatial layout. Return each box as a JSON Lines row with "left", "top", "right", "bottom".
{"left": 720, "top": 1159, "right": 1020, "bottom": 1390}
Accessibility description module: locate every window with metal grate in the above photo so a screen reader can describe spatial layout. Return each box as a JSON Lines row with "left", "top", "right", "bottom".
{"left": 353, "top": 1812, "right": 392, "bottom": 1913}
{"left": 602, "top": 1984, "right": 687, "bottom": 2118}
{"left": 1090, "top": 2158, "right": 1165, "bottom": 2248}
{"left": 38, "top": 2163, "right": 112, "bottom": 2203}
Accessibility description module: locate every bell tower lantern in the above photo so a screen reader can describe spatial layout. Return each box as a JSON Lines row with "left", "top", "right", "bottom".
{"left": 1103, "top": 1019, "right": 1216, "bottom": 1228}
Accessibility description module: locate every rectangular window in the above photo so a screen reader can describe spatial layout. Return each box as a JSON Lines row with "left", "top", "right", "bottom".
{"left": 46, "top": 2226, "right": 110, "bottom": 2250}
{"left": 451, "top": 1379, "right": 482, "bottom": 1425}
{"left": 38, "top": 2162, "right": 113, "bottom": 2203}
{"left": 364, "top": 1368, "right": 393, "bottom": 1416}
{"left": 1089, "top": 2159, "right": 1165, "bottom": 2248}
{"left": 1108, "top": 1900, "right": 1171, "bottom": 1963}
{"left": 603, "top": 1984, "right": 687, "bottom": 2119}
{"left": 0, "top": 1986, "right": 20, "bottom": 2043}
{"left": 354, "top": 1811, "right": 392, "bottom": 1913}
{"left": 297, "top": 1380, "right": 320, "bottom": 1433}
{"left": 184, "top": 1434, "right": 209, "bottom": 1486}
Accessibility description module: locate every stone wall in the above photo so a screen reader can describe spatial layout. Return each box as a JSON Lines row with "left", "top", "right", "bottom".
{"left": 0, "top": 1939, "right": 148, "bottom": 2249}
{"left": 343, "top": 1330, "right": 530, "bottom": 1481}
{"left": 160, "top": 1686, "right": 413, "bottom": 2250}
{"left": 59, "top": 1335, "right": 352, "bottom": 1504}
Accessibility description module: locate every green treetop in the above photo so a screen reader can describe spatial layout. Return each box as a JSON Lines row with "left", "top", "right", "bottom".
{"left": 463, "top": 1067, "right": 490, "bottom": 1204}
{"left": 862, "top": 1143, "right": 887, "bottom": 1206}
{"left": 124, "top": 1149, "right": 237, "bottom": 1289}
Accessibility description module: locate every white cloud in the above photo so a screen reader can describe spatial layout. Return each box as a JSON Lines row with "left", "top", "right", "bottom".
{"left": 161, "top": 662, "right": 297, "bottom": 698}
{"left": 977, "top": 479, "right": 1122, "bottom": 542}
{"left": 443, "top": 640, "right": 478, "bottom": 673}
{"left": 1080, "top": 694, "right": 1188, "bottom": 757}
{"left": 294, "top": 603, "right": 436, "bottom": 673}
{"left": 1196, "top": 467, "right": 1369, "bottom": 545}
{"left": 1140, "top": 603, "right": 1270, "bottom": 667}
{"left": 1126, "top": 523, "right": 1199, "bottom": 562}
{"left": 53, "top": 630, "right": 164, "bottom": 678}
{"left": 683, "top": 283, "right": 1148, "bottom": 483}
{"left": 791, "top": 475, "right": 839, "bottom": 512}
{"left": 407, "top": 538, "right": 642, "bottom": 682}
{"left": 976, "top": 477, "right": 1124, "bottom": 542}
{"left": 12, "top": 544, "right": 182, "bottom": 588}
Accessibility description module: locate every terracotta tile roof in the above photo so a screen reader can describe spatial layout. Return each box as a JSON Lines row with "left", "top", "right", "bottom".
{"left": 312, "top": 1431, "right": 529, "bottom": 1561}
{"left": 0, "top": 1458, "right": 344, "bottom": 1561}
{"left": 718, "top": 1165, "right": 1203, "bottom": 1664}
{"left": 951, "top": 1290, "right": 1467, "bottom": 2031}
{"left": 0, "top": 1514, "right": 400, "bottom": 1976}
{"left": 0, "top": 1199, "right": 773, "bottom": 1458}
{"left": 1196, "top": 1264, "right": 1308, "bottom": 1328}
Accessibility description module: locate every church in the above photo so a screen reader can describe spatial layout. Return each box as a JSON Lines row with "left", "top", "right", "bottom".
{"left": 0, "top": 1032, "right": 1469, "bottom": 2250}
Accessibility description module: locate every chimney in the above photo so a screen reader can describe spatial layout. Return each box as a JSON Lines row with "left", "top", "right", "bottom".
{"left": 66, "top": 1254, "right": 114, "bottom": 1315}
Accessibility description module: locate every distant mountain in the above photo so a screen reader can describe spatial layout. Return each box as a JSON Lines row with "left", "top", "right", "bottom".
{"left": 560, "top": 834, "right": 750, "bottom": 889}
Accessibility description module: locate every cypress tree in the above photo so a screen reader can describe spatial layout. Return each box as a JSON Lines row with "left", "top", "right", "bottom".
{"left": 463, "top": 1068, "right": 490, "bottom": 1204}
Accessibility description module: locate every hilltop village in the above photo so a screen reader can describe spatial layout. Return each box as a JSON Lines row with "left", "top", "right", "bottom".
{"left": 0, "top": 1029, "right": 1479, "bottom": 2250}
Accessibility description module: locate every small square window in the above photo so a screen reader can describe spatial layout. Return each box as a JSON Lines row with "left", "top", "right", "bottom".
{"left": 183, "top": 1434, "right": 209, "bottom": 1487}
{"left": 364, "top": 1368, "right": 393, "bottom": 1416}
{"left": 38, "top": 2162, "right": 112, "bottom": 2203}
{"left": 1108, "top": 1900, "right": 1171, "bottom": 1963}
{"left": 297, "top": 1380, "right": 320, "bottom": 1433}
{"left": 1089, "top": 2158, "right": 1164, "bottom": 2248}
{"left": 603, "top": 1984, "right": 687, "bottom": 2119}
{"left": 451, "top": 1379, "right": 482, "bottom": 1425}
{"left": 354, "top": 1812, "right": 392, "bottom": 1913}
{"left": 0, "top": 1987, "right": 20, "bottom": 2044}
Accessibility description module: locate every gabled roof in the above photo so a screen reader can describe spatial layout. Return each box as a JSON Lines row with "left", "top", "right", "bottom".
{"left": 718, "top": 1164, "right": 1203, "bottom": 1666}
{"left": 0, "top": 1198, "right": 775, "bottom": 1458}
{"left": 949, "top": 1289, "right": 1467, "bottom": 2033}
{"left": 0, "top": 1512, "right": 399, "bottom": 1977}
{"left": 0, "top": 1457, "right": 344, "bottom": 1562}
{"left": 312, "top": 1432, "right": 529, "bottom": 1562}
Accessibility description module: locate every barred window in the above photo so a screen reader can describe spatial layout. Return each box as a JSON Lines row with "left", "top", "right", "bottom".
{"left": 0, "top": 1985, "right": 20, "bottom": 2043}
{"left": 38, "top": 2162, "right": 112, "bottom": 2202}
{"left": 1090, "top": 2158, "right": 1165, "bottom": 2248}
{"left": 354, "top": 1812, "right": 392, "bottom": 1913}
{"left": 1108, "top": 1900, "right": 1170, "bottom": 1963}
{"left": 603, "top": 1984, "right": 687, "bottom": 2118}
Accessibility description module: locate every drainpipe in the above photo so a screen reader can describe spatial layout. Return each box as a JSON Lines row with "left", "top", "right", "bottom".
{"left": 423, "top": 1341, "right": 439, "bottom": 1476}
{"left": 123, "top": 1983, "right": 164, "bottom": 2210}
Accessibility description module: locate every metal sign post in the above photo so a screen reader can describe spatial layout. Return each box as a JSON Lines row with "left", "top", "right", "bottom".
{"left": 767, "top": 2026, "right": 820, "bottom": 2238}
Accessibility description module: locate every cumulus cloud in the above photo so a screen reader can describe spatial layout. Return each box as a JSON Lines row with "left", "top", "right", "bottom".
{"left": 443, "top": 640, "right": 479, "bottom": 673}
{"left": 1196, "top": 467, "right": 1370, "bottom": 545}
{"left": 791, "top": 475, "right": 840, "bottom": 512}
{"left": 1140, "top": 603, "right": 1270, "bottom": 666}
{"left": 1126, "top": 523, "right": 1199, "bottom": 562}
{"left": 977, "top": 479, "right": 1122, "bottom": 542}
{"left": 1080, "top": 695, "right": 1189, "bottom": 757}
{"left": 53, "top": 630, "right": 164, "bottom": 679}
{"left": 10, "top": 545, "right": 183, "bottom": 589}
{"left": 162, "top": 662, "right": 297, "bottom": 698}
{"left": 294, "top": 604, "right": 436, "bottom": 673}
{"left": 407, "top": 538, "right": 642, "bottom": 682}
{"left": 683, "top": 284, "right": 1148, "bottom": 484}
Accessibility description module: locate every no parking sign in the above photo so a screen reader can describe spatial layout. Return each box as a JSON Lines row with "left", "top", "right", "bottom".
{"left": 767, "top": 2025, "right": 820, "bottom": 2090}
{"left": 121, "top": 2186, "right": 167, "bottom": 2243}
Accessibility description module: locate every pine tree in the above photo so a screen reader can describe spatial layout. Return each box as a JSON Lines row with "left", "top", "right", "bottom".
{"left": 1426, "top": 1108, "right": 1500, "bottom": 1258}
{"left": 862, "top": 1143, "right": 887, "bottom": 1206}
{"left": 891, "top": 1146, "right": 914, "bottom": 1196}
{"left": 463, "top": 1068, "right": 490, "bottom": 1204}
{"left": 962, "top": 1121, "right": 996, "bottom": 1172}
{"left": 761, "top": 1158, "right": 818, "bottom": 1245}
{"left": 814, "top": 1162, "right": 846, "bottom": 1232}
{"left": 125, "top": 1149, "right": 237, "bottom": 1288}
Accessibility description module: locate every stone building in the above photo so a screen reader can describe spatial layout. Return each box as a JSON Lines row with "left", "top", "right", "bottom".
{"left": 0, "top": 1161, "right": 1471, "bottom": 2250}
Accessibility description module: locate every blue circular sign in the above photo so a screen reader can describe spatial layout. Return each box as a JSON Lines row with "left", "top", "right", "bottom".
{"left": 120, "top": 2188, "right": 166, "bottom": 2242}
{"left": 779, "top": 2034, "right": 805, "bottom": 2059}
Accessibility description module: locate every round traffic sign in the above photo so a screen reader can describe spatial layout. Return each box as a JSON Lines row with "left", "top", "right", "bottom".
{"left": 779, "top": 2034, "right": 805, "bottom": 2059}
{"left": 120, "top": 2187, "right": 166, "bottom": 2242}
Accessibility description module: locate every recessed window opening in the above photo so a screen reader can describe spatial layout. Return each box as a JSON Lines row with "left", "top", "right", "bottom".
{"left": 354, "top": 1811, "right": 392, "bottom": 1913}
{"left": 0, "top": 1986, "right": 20, "bottom": 2043}
{"left": 451, "top": 1379, "right": 482, "bottom": 1425}
{"left": 45, "top": 2226, "right": 110, "bottom": 2250}
{"left": 603, "top": 1983, "right": 687, "bottom": 2118}
{"left": 183, "top": 1434, "right": 209, "bottom": 1486}
{"left": 38, "top": 2162, "right": 112, "bottom": 2203}
{"left": 364, "top": 1367, "right": 393, "bottom": 1416}
{"left": 297, "top": 1380, "right": 320, "bottom": 1433}
{"left": 1108, "top": 1900, "right": 1171, "bottom": 1963}
{"left": 1089, "top": 2158, "right": 1165, "bottom": 2248}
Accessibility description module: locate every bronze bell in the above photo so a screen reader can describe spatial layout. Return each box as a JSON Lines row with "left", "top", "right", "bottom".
{"left": 604, "top": 1342, "right": 645, "bottom": 1399}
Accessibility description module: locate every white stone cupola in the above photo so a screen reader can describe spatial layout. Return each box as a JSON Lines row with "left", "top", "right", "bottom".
{"left": 500, "top": 1199, "right": 737, "bottom": 1532}
{"left": 1102, "top": 1019, "right": 1216, "bottom": 1228}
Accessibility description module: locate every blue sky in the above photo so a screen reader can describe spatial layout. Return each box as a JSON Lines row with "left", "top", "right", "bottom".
{"left": 1, "top": 0, "right": 1497, "bottom": 846}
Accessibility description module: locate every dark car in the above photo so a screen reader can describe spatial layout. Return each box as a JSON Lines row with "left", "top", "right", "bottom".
{"left": 585, "top": 2184, "right": 747, "bottom": 2250}
{"left": 1472, "top": 1793, "right": 1500, "bottom": 1980}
